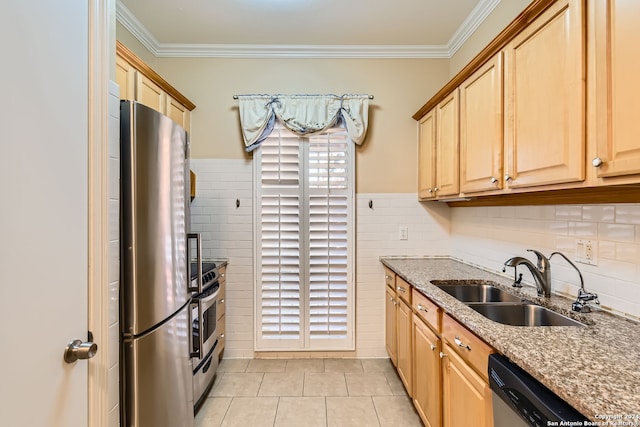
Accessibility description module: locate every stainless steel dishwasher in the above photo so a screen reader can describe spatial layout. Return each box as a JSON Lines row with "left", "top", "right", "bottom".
{"left": 489, "top": 354, "right": 587, "bottom": 427}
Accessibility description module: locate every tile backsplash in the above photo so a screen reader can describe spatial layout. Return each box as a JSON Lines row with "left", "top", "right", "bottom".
{"left": 189, "top": 157, "right": 640, "bottom": 357}
{"left": 451, "top": 204, "right": 640, "bottom": 319}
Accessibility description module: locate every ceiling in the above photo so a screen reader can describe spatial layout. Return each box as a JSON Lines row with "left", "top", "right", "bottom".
{"left": 117, "top": 0, "right": 501, "bottom": 58}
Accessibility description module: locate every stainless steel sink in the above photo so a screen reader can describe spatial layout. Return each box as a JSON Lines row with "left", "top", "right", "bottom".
{"left": 436, "top": 284, "right": 523, "bottom": 303}
{"left": 467, "top": 303, "right": 585, "bottom": 327}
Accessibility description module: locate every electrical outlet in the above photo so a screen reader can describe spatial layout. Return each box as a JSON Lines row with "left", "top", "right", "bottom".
{"left": 399, "top": 226, "right": 408, "bottom": 240}
{"left": 576, "top": 239, "right": 597, "bottom": 265}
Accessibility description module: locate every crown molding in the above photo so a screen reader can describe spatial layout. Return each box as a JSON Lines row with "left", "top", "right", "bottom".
{"left": 155, "top": 43, "right": 450, "bottom": 59}
{"left": 116, "top": 0, "right": 501, "bottom": 59}
{"left": 447, "top": 0, "right": 501, "bottom": 56}
{"left": 115, "top": 1, "right": 160, "bottom": 56}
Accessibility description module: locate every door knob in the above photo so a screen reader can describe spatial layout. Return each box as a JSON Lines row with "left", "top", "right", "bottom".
{"left": 64, "top": 339, "right": 97, "bottom": 363}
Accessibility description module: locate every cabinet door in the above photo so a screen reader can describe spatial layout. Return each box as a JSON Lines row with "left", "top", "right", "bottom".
{"left": 435, "top": 90, "right": 460, "bottom": 198}
{"left": 442, "top": 342, "right": 493, "bottom": 427}
{"left": 504, "top": 0, "right": 585, "bottom": 188}
{"left": 460, "top": 53, "right": 504, "bottom": 194}
{"left": 412, "top": 316, "right": 441, "bottom": 427}
{"left": 115, "top": 56, "right": 136, "bottom": 101}
{"left": 166, "top": 94, "right": 191, "bottom": 133}
{"left": 385, "top": 286, "right": 398, "bottom": 366}
{"left": 593, "top": 0, "right": 640, "bottom": 179}
{"left": 418, "top": 109, "right": 437, "bottom": 200}
{"left": 136, "top": 73, "right": 166, "bottom": 113}
{"left": 396, "top": 298, "right": 412, "bottom": 395}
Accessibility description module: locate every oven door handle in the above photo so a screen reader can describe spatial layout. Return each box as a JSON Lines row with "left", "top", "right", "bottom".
{"left": 198, "top": 286, "right": 220, "bottom": 305}
{"left": 187, "top": 233, "right": 203, "bottom": 294}
{"left": 189, "top": 299, "right": 203, "bottom": 359}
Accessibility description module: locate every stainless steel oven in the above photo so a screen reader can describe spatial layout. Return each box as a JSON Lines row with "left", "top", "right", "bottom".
{"left": 191, "top": 282, "right": 220, "bottom": 408}
{"left": 187, "top": 234, "right": 222, "bottom": 407}
{"left": 189, "top": 265, "right": 221, "bottom": 408}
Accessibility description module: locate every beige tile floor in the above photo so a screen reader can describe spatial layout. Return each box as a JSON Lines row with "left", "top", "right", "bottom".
{"left": 195, "top": 358, "right": 424, "bottom": 427}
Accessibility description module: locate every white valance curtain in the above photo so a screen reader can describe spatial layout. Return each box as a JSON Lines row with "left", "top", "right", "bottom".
{"left": 237, "top": 94, "right": 370, "bottom": 152}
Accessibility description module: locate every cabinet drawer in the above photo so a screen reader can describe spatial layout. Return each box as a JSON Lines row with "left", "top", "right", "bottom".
{"left": 384, "top": 267, "right": 396, "bottom": 290}
{"left": 396, "top": 276, "right": 412, "bottom": 304}
{"left": 412, "top": 288, "right": 440, "bottom": 332}
{"left": 442, "top": 314, "right": 494, "bottom": 381}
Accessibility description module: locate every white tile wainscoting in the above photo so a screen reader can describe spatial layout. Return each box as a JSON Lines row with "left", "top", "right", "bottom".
{"left": 107, "top": 80, "right": 121, "bottom": 426}
{"left": 190, "top": 158, "right": 640, "bottom": 357}
{"left": 189, "top": 159, "right": 451, "bottom": 358}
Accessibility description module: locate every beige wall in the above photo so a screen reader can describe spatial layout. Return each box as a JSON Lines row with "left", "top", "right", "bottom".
{"left": 115, "top": 0, "right": 532, "bottom": 193}
{"left": 449, "top": 0, "right": 532, "bottom": 77}
{"left": 154, "top": 57, "right": 449, "bottom": 193}
{"left": 116, "top": 22, "right": 157, "bottom": 67}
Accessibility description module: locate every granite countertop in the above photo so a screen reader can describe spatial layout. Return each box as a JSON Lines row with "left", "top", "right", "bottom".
{"left": 210, "top": 258, "right": 228, "bottom": 269}
{"left": 380, "top": 256, "right": 640, "bottom": 422}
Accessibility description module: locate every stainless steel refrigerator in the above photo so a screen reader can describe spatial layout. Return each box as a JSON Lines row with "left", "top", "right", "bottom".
{"left": 120, "top": 100, "right": 194, "bottom": 427}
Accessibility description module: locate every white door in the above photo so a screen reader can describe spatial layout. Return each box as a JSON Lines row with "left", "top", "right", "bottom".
{"left": 0, "top": 1, "right": 91, "bottom": 426}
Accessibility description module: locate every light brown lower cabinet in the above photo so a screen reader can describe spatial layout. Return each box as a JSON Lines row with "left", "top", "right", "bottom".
{"left": 383, "top": 268, "right": 494, "bottom": 426}
{"left": 412, "top": 314, "right": 441, "bottom": 427}
{"left": 441, "top": 341, "right": 493, "bottom": 427}
{"left": 396, "top": 298, "right": 413, "bottom": 395}
{"left": 385, "top": 285, "right": 398, "bottom": 366}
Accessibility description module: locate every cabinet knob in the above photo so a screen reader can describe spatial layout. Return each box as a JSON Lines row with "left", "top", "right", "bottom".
{"left": 430, "top": 344, "right": 437, "bottom": 351}
{"left": 427, "top": 188, "right": 433, "bottom": 194}
{"left": 504, "top": 175, "right": 513, "bottom": 182}
{"left": 433, "top": 187, "right": 439, "bottom": 193}
{"left": 490, "top": 177, "right": 498, "bottom": 184}
{"left": 417, "top": 304, "right": 428, "bottom": 313}
{"left": 439, "top": 351, "right": 447, "bottom": 359}
{"left": 592, "top": 157, "right": 603, "bottom": 168}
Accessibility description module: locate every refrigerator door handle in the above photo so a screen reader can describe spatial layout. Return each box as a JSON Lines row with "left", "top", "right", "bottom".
{"left": 187, "top": 233, "right": 203, "bottom": 294}
{"left": 188, "top": 299, "right": 203, "bottom": 359}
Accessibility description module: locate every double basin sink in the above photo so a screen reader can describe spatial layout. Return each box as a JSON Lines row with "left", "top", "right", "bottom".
{"left": 435, "top": 283, "right": 584, "bottom": 327}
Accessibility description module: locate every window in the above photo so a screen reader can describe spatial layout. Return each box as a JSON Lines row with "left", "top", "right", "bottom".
{"left": 254, "top": 123, "right": 354, "bottom": 351}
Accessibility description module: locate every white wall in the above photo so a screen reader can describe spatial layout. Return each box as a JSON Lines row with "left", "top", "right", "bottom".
{"left": 189, "top": 159, "right": 452, "bottom": 358}
{"left": 450, "top": 204, "right": 640, "bottom": 319}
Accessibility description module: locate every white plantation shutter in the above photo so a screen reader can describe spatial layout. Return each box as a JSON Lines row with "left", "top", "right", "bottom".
{"left": 255, "top": 124, "right": 354, "bottom": 351}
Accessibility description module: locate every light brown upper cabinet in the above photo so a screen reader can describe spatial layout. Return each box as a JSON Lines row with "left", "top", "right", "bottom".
{"left": 418, "top": 109, "right": 437, "bottom": 200}
{"left": 592, "top": 0, "right": 640, "bottom": 180}
{"left": 436, "top": 91, "right": 461, "bottom": 198}
{"left": 136, "top": 73, "right": 165, "bottom": 113}
{"left": 418, "top": 92, "right": 460, "bottom": 200}
{"left": 459, "top": 53, "right": 504, "bottom": 194}
{"left": 503, "top": 0, "right": 585, "bottom": 189}
{"left": 414, "top": 0, "right": 640, "bottom": 205}
{"left": 115, "top": 41, "right": 195, "bottom": 132}
{"left": 115, "top": 55, "right": 135, "bottom": 101}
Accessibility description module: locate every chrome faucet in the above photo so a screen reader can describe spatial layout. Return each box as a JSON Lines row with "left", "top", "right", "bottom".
{"left": 503, "top": 249, "right": 600, "bottom": 311}
{"left": 503, "top": 249, "right": 551, "bottom": 297}
{"left": 549, "top": 251, "right": 600, "bottom": 313}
